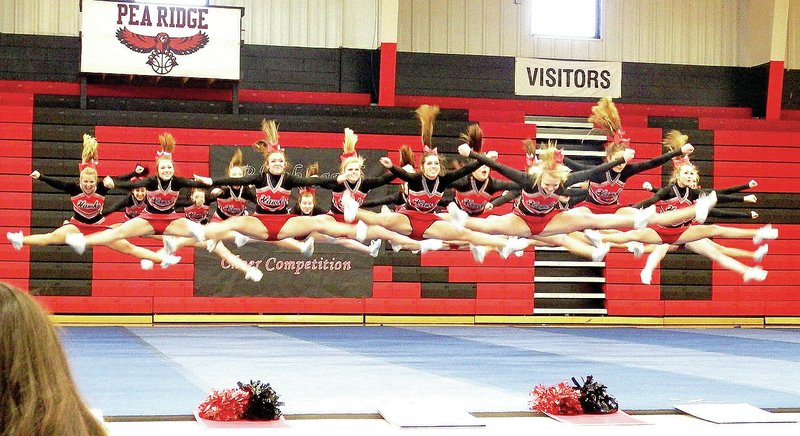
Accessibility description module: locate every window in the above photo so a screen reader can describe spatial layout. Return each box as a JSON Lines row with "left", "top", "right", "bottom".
{"left": 531, "top": 0, "right": 601, "bottom": 39}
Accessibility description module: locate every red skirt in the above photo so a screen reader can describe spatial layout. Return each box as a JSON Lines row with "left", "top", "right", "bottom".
{"left": 573, "top": 200, "right": 626, "bottom": 215}
{"left": 67, "top": 218, "right": 109, "bottom": 235}
{"left": 138, "top": 212, "right": 184, "bottom": 235}
{"left": 399, "top": 209, "right": 443, "bottom": 240}
{"left": 652, "top": 224, "right": 689, "bottom": 245}
{"left": 254, "top": 213, "right": 296, "bottom": 241}
{"left": 512, "top": 209, "right": 563, "bottom": 236}
{"left": 327, "top": 211, "right": 349, "bottom": 223}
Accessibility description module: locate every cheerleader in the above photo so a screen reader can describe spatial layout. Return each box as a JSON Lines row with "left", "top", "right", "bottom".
{"left": 195, "top": 148, "right": 266, "bottom": 281}
{"left": 319, "top": 128, "right": 397, "bottom": 223}
{"left": 64, "top": 133, "right": 208, "bottom": 256}
{"left": 7, "top": 134, "right": 179, "bottom": 267}
{"left": 182, "top": 187, "right": 212, "bottom": 224}
{"left": 584, "top": 157, "right": 777, "bottom": 279}
{"left": 568, "top": 99, "right": 694, "bottom": 215}
{"left": 195, "top": 120, "right": 436, "bottom": 251}
{"left": 443, "top": 124, "right": 520, "bottom": 222}
{"left": 355, "top": 105, "right": 528, "bottom": 260}
{"left": 630, "top": 172, "right": 768, "bottom": 284}
{"left": 159, "top": 184, "right": 264, "bottom": 282}
{"left": 455, "top": 141, "right": 714, "bottom": 244}
{"left": 102, "top": 176, "right": 148, "bottom": 222}
{"left": 289, "top": 169, "right": 382, "bottom": 257}
{"left": 358, "top": 147, "right": 418, "bottom": 213}
{"left": 637, "top": 177, "right": 766, "bottom": 261}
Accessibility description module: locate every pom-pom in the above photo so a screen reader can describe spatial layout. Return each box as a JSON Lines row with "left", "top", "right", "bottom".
{"left": 572, "top": 376, "right": 618, "bottom": 414}
{"left": 528, "top": 381, "right": 583, "bottom": 415}
{"left": 238, "top": 380, "right": 284, "bottom": 420}
{"left": 197, "top": 388, "right": 251, "bottom": 421}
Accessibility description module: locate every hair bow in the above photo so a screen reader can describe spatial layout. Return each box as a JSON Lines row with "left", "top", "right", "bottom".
{"left": 672, "top": 155, "right": 692, "bottom": 169}
{"left": 612, "top": 129, "right": 630, "bottom": 146}
{"left": 78, "top": 160, "right": 98, "bottom": 171}
{"left": 298, "top": 187, "right": 316, "bottom": 196}
{"left": 553, "top": 149, "right": 564, "bottom": 164}
{"left": 155, "top": 151, "right": 172, "bottom": 159}
{"left": 266, "top": 142, "right": 282, "bottom": 153}
{"left": 423, "top": 144, "right": 438, "bottom": 156}
{"left": 339, "top": 151, "right": 358, "bottom": 162}
{"left": 525, "top": 153, "right": 538, "bottom": 167}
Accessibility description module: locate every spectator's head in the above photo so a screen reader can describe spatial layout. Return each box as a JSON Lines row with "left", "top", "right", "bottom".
{"left": 0, "top": 283, "right": 106, "bottom": 435}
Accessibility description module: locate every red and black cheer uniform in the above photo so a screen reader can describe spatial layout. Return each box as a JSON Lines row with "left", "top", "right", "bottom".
{"left": 634, "top": 183, "right": 741, "bottom": 244}
{"left": 212, "top": 185, "right": 251, "bottom": 221}
{"left": 387, "top": 160, "right": 483, "bottom": 239}
{"left": 448, "top": 176, "right": 519, "bottom": 216}
{"left": 564, "top": 148, "right": 684, "bottom": 214}
{"left": 315, "top": 172, "right": 396, "bottom": 222}
{"left": 468, "top": 151, "right": 629, "bottom": 236}
{"left": 113, "top": 175, "right": 205, "bottom": 234}
{"left": 37, "top": 174, "right": 112, "bottom": 235}
{"left": 211, "top": 171, "right": 337, "bottom": 241}
{"left": 103, "top": 195, "right": 147, "bottom": 221}
{"left": 180, "top": 197, "right": 213, "bottom": 224}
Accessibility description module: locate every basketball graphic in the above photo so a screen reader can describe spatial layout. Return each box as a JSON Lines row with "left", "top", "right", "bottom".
{"left": 151, "top": 52, "right": 176, "bottom": 75}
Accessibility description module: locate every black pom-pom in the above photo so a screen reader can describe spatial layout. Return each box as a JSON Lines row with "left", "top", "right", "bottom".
{"left": 572, "top": 375, "right": 618, "bottom": 414}
{"left": 237, "top": 380, "right": 284, "bottom": 420}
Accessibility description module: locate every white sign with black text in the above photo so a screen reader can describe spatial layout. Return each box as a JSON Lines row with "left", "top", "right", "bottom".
{"left": 80, "top": 0, "right": 241, "bottom": 80}
{"left": 515, "top": 58, "right": 621, "bottom": 98}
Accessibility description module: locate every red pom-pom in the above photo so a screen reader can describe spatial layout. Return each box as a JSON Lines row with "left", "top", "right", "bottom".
{"left": 529, "top": 381, "right": 583, "bottom": 415}
{"left": 197, "top": 388, "right": 252, "bottom": 421}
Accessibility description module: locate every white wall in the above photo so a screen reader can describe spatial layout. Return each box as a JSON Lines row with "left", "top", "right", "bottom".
{"left": 0, "top": 0, "right": 80, "bottom": 36}
{"left": 788, "top": 0, "right": 800, "bottom": 68}
{"left": 1, "top": 0, "right": 797, "bottom": 68}
{"left": 397, "top": 0, "right": 745, "bottom": 66}
{"left": 0, "top": 0, "right": 380, "bottom": 48}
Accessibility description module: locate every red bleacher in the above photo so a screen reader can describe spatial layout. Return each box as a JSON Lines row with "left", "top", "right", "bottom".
{"left": 1, "top": 81, "right": 798, "bottom": 318}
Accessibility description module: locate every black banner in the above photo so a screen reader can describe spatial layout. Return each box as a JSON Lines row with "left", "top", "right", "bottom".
{"left": 196, "top": 145, "right": 389, "bottom": 298}
{"left": 193, "top": 242, "right": 374, "bottom": 298}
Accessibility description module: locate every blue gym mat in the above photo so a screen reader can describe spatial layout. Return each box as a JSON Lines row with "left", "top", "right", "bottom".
{"left": 60, "top": 326, "right": 800, "bottom": 417}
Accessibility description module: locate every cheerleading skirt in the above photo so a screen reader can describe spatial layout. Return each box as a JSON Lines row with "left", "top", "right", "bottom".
{"left": 138, "top": 212, "right": 184, "bottom": 235}
{"left": 399, "top": 209, "right": 443, "bottom": 240}
{"left": 254, "top": 213, "right": 296, "bottom": 241}
{"left": 512, "top": 209, "right": 563, "bottom": 236}
{"left": 327, "top": 211, "right": 349, "bottom": 223}
{"left": 652, "top": 224, "right": 689, "bottom": 245}
{"left": 573, "top": 200, "right": 627, "bottom": 215}
{"left": 67, "top": 218, "right": 110, "bottom": 235}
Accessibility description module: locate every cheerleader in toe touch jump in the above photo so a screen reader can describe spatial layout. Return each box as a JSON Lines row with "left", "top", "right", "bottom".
{"left": 586, "top": 157, "right": 776, "bottom": 283}
{"left": 63, "top": 133, "right": 208, "bottom": 258}
{"left": 455, "top": 139, "right": 715, "bottom": 257}
{"left": 195, "top": 120, "right": 432, "bottom": 251}
{"left": 7, "top": 134, "right": 180, "bottom": 267}
{"left": 353, "top": 105, "right": 528, "bottom": 261}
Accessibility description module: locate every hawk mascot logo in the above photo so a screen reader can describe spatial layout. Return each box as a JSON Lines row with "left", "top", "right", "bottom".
{"left": 116, "top": 27, "right": 209, "bottom": 75}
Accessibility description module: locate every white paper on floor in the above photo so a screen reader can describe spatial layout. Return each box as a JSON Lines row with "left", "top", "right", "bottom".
{"left": 674, "top": 403, "right": 798, "bottom": 424}
{"left": 379, "top": 401, "right": 485, "bottom": 428}
{"left": 545, "top": 410, "right": 651, "bottom": 425}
